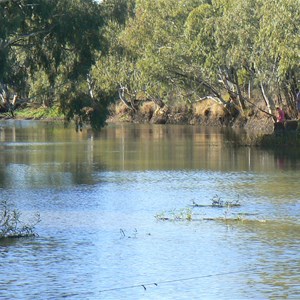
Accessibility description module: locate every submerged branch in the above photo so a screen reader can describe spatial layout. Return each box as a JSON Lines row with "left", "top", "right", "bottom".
{"left": 0, "top": 200, "right": 41, "bottom": 239}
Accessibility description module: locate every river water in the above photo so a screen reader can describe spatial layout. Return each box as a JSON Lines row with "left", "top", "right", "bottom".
{"left": 0, "top": 120, "right": 299, "bottom": 299}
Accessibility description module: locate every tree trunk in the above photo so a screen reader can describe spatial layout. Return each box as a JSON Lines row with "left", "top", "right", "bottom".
{"left": 233, "top": 70, "right": 246, "bottom": 112}
{"left": 118, "top": 86, "right": 136, "bottom": 111}
{"left": 260, "top": 83, "right": 275, "bottom": 122}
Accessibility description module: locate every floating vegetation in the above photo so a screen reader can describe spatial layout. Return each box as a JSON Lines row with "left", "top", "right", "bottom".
{"left": 155, "top": 208, "right": 193, "bottom": 222}
{"left": 192, "top": 195, "right": 241, "bottom": 208}
{"left": 155, "top": 210, "right": 266, "bottom": 223}
{"left": 156, "top": 195, "right": 266, "bottom": 224}
{"left": 212, "top": 195, "right": 240, "bottom": 207}
{"left": 0, "top": 200, "right": 41, "bottom": 239}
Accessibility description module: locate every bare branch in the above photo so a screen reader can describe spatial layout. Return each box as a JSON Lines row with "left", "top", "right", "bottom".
{"left": 171, "top": 69, "right": 228, "bottom": 105}
{"left": 118, "top": 86, "right": 136, "bottom": 111}
{"left": 0, "top": 0, "right": 19, "bottom": 3}
{"left": 0, "top": 28, "right": 54, "bottom": 51}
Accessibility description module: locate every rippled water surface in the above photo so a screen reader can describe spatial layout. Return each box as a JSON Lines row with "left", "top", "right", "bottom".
{"left": 0, "top": 121, "right": 299, "bottom": 299}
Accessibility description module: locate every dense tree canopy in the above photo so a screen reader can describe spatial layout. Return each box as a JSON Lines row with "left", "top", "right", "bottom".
{"left": 0, "top": 0, "right": 106, "bottom": 129}
{"left": 1, "top": 0, "right": 300, "bottom": 129}
{"left": 113, "top": 0, "right": 300, "bottom": 118}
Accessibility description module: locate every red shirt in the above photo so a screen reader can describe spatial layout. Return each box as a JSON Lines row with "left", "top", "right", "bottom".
{"left": 277, "top": 109, "right": 285, "bottom": 123}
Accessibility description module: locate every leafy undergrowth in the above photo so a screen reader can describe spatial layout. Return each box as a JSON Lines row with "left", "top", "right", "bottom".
{"left": 15, "top": 105, "right": 63, "bottom": 120}
{"left": 0, "top": 200, "right": 41, "bottom": 239}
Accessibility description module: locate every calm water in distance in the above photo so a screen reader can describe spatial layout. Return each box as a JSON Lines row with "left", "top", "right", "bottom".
{"left": 0, "top": 120, "right": 299, "bottom": 299}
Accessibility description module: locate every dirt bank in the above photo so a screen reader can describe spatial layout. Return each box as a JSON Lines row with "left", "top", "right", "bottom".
{"left": 108, "top": 99, "right": 275, "bottom": 135}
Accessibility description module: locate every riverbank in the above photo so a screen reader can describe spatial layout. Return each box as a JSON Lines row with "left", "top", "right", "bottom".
{"left": 2, "top": 98, "right": 275, "bottom": 135}
{"left": 108, "top": 98, "right": 275, "bottom": 135}
{"left": 4, "top": 99, "right": 300, "bottom": 147}
{"left": 108, "top": 99, "right": 300, "bottom": 148}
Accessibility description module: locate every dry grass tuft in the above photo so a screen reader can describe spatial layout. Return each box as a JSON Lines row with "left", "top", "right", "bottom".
{"left": 193, "top": 99, "right": 226, "bottom": 118}
{"left": 139, "top": 101, "right": 155, "bottom": 116}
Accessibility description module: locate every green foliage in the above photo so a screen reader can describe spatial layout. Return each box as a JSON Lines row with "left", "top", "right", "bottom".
{"left": 185, "top": 3, "right": 216, "bottom": 69}
{"left": 101, "top": 0, "right": 136, "bottom": 26}
{"left": 117, "top": 0, "right": 208, "bottom": 103}
{"left": 256, "top": 0, "right": 300, "bottom": 77}
{"left": 2, "top": 0, "right": 300, "bottom": 128}
{"left": 0, "top": 0, "right": 109, "bottom": 130}
{"left": 28, "top": 70, "right": 51, "bottom": 106}
{"left": 110, "top": 0, "right": 300, "bottom": 116}
{"left": 15, "top": 105, "right": 62, "bottom": 120}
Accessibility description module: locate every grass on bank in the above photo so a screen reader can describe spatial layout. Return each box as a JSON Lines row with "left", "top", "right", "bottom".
{"left": 14, "top": 105, "right": 63, "bottom": 120}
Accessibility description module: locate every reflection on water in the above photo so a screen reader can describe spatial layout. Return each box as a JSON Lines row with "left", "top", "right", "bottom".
{"left": 0, "top": 120, "right": 299, "bottom": 299}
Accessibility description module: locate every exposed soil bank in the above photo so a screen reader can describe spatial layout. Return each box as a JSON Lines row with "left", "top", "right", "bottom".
{"left": 108, "top": 99, "right": 275, "bottom": 136}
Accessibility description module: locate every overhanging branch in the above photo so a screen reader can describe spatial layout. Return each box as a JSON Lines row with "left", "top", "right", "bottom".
{"left": 170, "top": 69, "right": 227, "bottom": 105}
{"left": 0, "top": 0, "right": 20, "bottom": 3}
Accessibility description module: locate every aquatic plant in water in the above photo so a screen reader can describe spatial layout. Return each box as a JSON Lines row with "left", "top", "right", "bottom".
{"left": 191, "top": 195, "right": 240, "bottom": 208}
{"left": 156, "top": 195, "right": 267, "bottom": 224}
{"left": 119, "top": 228, "right": 138, "bottom": 239}
{"left": 155, "top": 208, "right": 193, "bottom": 221}
{"left": 211, "top": 195, "right": 240, "bottom": 207}
{"left": 0, "top": 200, "right": 41, "bottom": 239}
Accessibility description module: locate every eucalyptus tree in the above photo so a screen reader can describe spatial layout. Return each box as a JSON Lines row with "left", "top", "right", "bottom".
{"left": 184, "top": 0, "right": 263, "bottom": 114}
{"left": 0, "top": 0, "right": 111, "bottom": 130}
{"left": 96, "top": 0, "right": 208, "bottom": 110}
{"left": 92, "top": 0, "right": 300, "bottom": 123}
{"left": 212, "top": 0, "right": 259, "bottom": 111}
{"left": 182, "top": 0, "right": 300, "bottom": 118}
{"left": 101, "top": 0, "right": 135, "bottom": 26}
{"left": 254, "top": 0, "right": 300, "bottom": 117}
{"left": 106, "top": 0, "right": 250, "bottom": 114}
{"left": 90, "top": 0, "right": 137, "bottom": 115}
